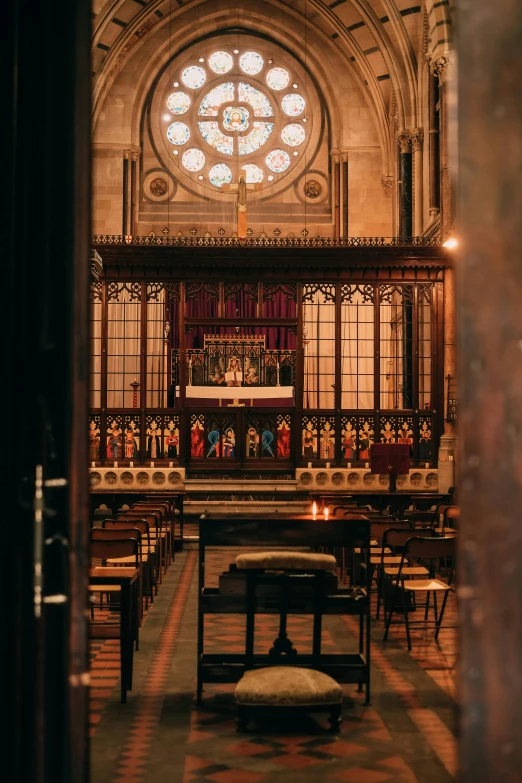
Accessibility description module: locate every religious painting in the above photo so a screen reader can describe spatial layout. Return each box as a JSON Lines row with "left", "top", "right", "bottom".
{"left": 261, "top": 426, "right": 276, "bottom": 457}
{"left": 341, "top": 416, "right": 357, "bottom": 460}
{"left": 379, "top": 418, "right": 396, "bottom": 445}
{"left": 165, "top": 417, "right": 180, "bottom": 459}
{"left": 106, "top": 417, "right": 123, "bottom": 460}
{"left": 301, "top": 417, "right": 318, "bottom": 460}
{"left": 190, "top": 415, "right": 205, "bottom": 458}
{"left": 264, "top": 353, "right": 278, "bottom": 387}
{"left": 146, "top": 420, "right": 162, "bottom": 459}
{"left": 244, "top": 355, "right": 260, "bottom": 386}
{"left": 397, "top": 416, "right": 414, "bottom": 456}
{"left": 221, "top": 425, "right": 236, "bottom": 458}
{"left": 208, "top": 356, "right": 226, "bottom": 386}
{"left": 225, "top": 352, "right": 243, "bottom": 387}
{"left": 188, "top": 350, "right": 206, "bottom": 386}
{"left": 277, "top": 415, "right": 291, "bottom": 458}
{"left": 246, "top": 426, "right": 260, "bottom": 458}
{"left": 123, "top": 418, "right": 140, "bottom": 459}
{"left": 418, "top": 417, "right": 433, "bottom": 461}
{"left": 89, "top": 416, "right": 101, "bottom": 462}
{"left": 319, "top": 417, "right": 336, "bottom": 460}
{"left": 358, "top": 418, "right": 375, "bottom": 461}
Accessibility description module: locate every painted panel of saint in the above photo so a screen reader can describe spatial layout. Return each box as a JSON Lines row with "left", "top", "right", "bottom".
{"left": 89, "top": 419, "right": 101, "bottom": 461}
{"left": 277, "top": 419, "right": 291, "bottom": 458}
{"left": 341, "top": 419, "right": 357, "bottom": 460}
{"left": 208, "top": 357, "right": 225, "bottom": 386}
{"left": 106, "top": 421, "right": 123, "bottom": 459}
{"left": 244, "top": 356, "right": 260, "bottom": 386}
{"left": 165, "top": 421, "right": 180, "bottom": 458}
{"left": 225, "top": 355, "right": 243, "bottom": 387}
{"left": 221, "top": 427, "right": 236, "bottom": 458}
{"left": 358, "top": 419, "right": 374, "bottom": 461}
{"left": 146, "top": 425, "right": 162, "bottom": 459}
{"left": 190, "top": 418, "right": 204, "bottom": 458}
{"left": 418, "top": 418, "right": 433, "bottom": 461}
{"left": 302, "top": 422, "right": 317, "bottom": 460}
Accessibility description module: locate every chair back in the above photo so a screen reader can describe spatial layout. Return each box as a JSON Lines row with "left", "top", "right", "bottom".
{"left": 443, "top": 506, "right": 459, "bottom": 530}
{"left": 370, "top": 519, "right": 411, "bottom": 542}
{"left": 384, "top": 526, "right": 432, "bottom": 550}
{"left": 90, "top": 536, "right": 139, "bottom": 566}
{"left": 117, "top": 511, "right": 161, "bottom": 531}
{"left": 103, "top": 519, "right": 150, "bottom": 549}
{"left": 406, "top": 535, "right": 456, "bottom": 560}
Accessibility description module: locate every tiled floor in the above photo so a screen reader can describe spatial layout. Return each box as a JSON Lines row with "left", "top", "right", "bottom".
{"left": 90, "top": 541, "right": 457, "bottom": 783}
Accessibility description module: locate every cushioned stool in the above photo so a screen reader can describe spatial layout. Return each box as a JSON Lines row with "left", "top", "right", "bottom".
{"left": 236, "top": 551, "right": 337, "bottom": 571}
{"left": 235, "top": 666, "right": 342, "bottom": 732}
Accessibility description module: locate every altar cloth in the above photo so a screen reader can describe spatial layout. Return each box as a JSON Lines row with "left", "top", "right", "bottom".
{"left": 185, "top": 386, "right": 294, "bottom": 407}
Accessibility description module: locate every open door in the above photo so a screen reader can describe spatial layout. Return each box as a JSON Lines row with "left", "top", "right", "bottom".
{"left": 5, "top": 2, "right": 91, "bottom": 781}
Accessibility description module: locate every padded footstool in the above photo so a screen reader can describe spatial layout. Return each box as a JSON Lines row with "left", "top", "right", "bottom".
{"left": 236, "top": 551, "right": 337, "bottom": 571}
{"left": 235, "top": 666, "right": 343, "bottom": 733}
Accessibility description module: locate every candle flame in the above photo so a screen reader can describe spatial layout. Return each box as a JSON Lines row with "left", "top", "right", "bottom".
{"left": 324, "top": 507, "right": 329, "bottom": 520}
{"left": 312, "top": 501, "right": 317, "bottom": 517}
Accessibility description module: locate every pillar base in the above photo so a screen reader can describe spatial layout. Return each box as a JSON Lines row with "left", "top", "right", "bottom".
{"left": 437, "top": 432, "right": 456, "bottom": 494}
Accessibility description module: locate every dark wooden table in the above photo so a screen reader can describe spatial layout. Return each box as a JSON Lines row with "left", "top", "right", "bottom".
{"left": 89, "top": 566, "right": 139, "bottom": 703}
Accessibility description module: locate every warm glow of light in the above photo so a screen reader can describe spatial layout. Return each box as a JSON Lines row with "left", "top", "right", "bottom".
{"left": 443, "top": 237, "right": 458, "bottom": 249}
{"left": 324, "top": 507, "right": 329, "bottom": 521}
{"left": 312, "top": 501, "right": 317, "bottom": 518}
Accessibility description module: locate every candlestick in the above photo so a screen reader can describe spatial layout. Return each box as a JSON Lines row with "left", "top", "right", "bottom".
{"left": 91, "top": 461, "right": 95, "bottom": 468}
{"left": 324, "top": 507, "right": 329, "bottom": 521}
{"left": 307, "top": 462, "right": 312, "bottom": 468}
{"left": 150, "top": 461, "right": 154, "bottom": 468}
{"left": 130, "top": 461, "right": 134, "bottom": 468}
{"left": 113, "top": 461, "right": 118, "bottom": 468}
{"left": 326, "top": 462, "right": 330, "bottom": 469}
{"left": 312, "top": 501, "right": 317, "bottom": 519}
{"left": 169, "top": 461, "right": 174, "bottom": 468}
{"left": 347, "top": 462, "right": 351, "bottom": 469}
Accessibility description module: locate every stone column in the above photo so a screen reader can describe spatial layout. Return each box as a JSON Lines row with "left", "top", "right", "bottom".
{"left": 341, "top": 150, "right": 349, "bottom": 237}
{"left": 459, "top": 1, "right": 522, "bottom": 779}
{"left": 430, "top": 53, "right": 452, "bottom": 236}
{"left": 411, "top": 129, "right": 424, "bottom": 235}
{"left": 397, "top": 131, "right": 413, "bottom": 238}
{"left": 331, "top": 151, "right": 341, "bottom": 238}
{"left": 438, "top": 264, "right": 456, "bottom": 492}
{"left": 428, "top": 71, "right": 441, "bottom": 217}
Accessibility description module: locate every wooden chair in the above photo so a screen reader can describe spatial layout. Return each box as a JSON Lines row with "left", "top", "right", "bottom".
{"left": 376, "top": 527, "right": 433, "bottom": 619}
{"left": 117, "top": 511, "right": 165, "bottom": 584}
{"left": 91, "top": 528, "right": 146, "bottom": 624}
{"left": 102, "top": 519, "right": 155, "bottom": 609}
{"left": 89, "top": 538, "right": 140, "bottom": 702}
{"left": 383, "top": 536, "right": 456, "bottom": 650}
{"left": 132, "top": 504, "right": 172, "bottom": 567}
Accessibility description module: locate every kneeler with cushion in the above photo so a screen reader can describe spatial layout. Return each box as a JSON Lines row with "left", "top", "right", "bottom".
{"left": 233, "top": 550, "right": 343, "bottom": 733}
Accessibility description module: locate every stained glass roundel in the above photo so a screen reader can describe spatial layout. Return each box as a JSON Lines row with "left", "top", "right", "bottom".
{"left": 208, "top": 51, "right": 233, "bottom": 74}
{"left": 266, "top": 149, "right": 291, "bottom": 173}
{"left": 223, "top": 106, "right": 250, "bottom": 132}
{"left": 281, "top": 123, "right": 305, "bottom": 146}
{"left": 182, "top": 148, "right": 205, "bottom": 171}
{"left": 238, "top": 83, "right": 273, "bottom": 116}
{"left": 266, "top": 67, "right": 290, "bottom": 91}
{"left": 181, "top": 66, "right": 206, "bottom": 89}
{"left": 209, "top": 163, "right": 233, "bottom": 187}
{"left": 242, "top": 164, "right": 264, "bottom": 183}
{"left": 281, "top": 93, "right": 305, "bottom": 117}
{"left": 166, "top": 122, "right": 190, "bottom": 145}
{"left": 167, "top": 92, "right": 190, "bottom": 115}
{"left": 239, "top": 51, "right": 264, "bottom": 75}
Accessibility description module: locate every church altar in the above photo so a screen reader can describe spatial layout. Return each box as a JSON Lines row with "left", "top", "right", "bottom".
{"left": 185, "top": 386, "right": 294, "bottom": 407}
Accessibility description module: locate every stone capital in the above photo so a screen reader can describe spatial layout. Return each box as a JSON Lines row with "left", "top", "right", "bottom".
{"left": 427, "top": 51, "right": 452, "bottom": 84}
{"left": 381, "top": 176, "right": 394, "bottom": 198}
{"left": 411, "top": 129, "right": 424, "bottom": 151}
{"left": 396, "top": 131, "right": 412, "bottom": 153}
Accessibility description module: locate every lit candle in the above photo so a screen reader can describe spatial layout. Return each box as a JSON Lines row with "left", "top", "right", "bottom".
{"left": 169, "top": 461, "right": 174, "bottom": 468}
{"left": 150, "top": 461, "right": 154, "bottom": 468}
{"left": 129, "top": 461, "right": 134, "bottom": 468}
{"left": 312, "top": 501, "right": 317, "bottom": 518}
{"left": 324, "top": 507, "right": 329, "bottom": 521}
{"left": 347, "top": 462, "right": 351, "bottom": 469}
{"left": 91, "top": 461, "right": 95, "bottom": 468}
{"left": 326, "top": 462, "right": 330, "bottom": 469}
{"left": 113, "top": 461, "right": 118, "bottom": 468}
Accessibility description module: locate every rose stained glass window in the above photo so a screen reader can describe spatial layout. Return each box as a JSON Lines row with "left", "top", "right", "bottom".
{"left": 239, "top": 51, "right": 264, "bottom": 75}
{"left": 198, "top": 82, "right": 234, "bottom": 116}
{"left": 266, "top": 67, "right": 290, "bottom": 91}
{"left": 167, "top": 122, "right": 190, "bottom": 145}
{"left": 166, "top": 92, "right": 191, "bottom": 115}
{"left": 242, "top": 164, "right": 264, "bottom": 183}
{"left": 209, "top": 163, "right": 233, "bottom": 187}
{"left": 281, "top": 123, "right": 305, "bottom": 146}
{"left": 238, "top": 123, "right": 274, "bottom": 155}
{"left": 208, "top": 51, "right": 233, "bottom": 75}
{"left": 281, "top": 93, "right": 305, "bottom": 116}
{"left": 223, "top": 106, "right": 250, "bottom": 132}
{"left": 181, "top": 66, "right": 206, "bottom": 89}
{"left": 238, "top": 83, "right": 274, "bottom": 117}
{"left": 266, "top": 149, "right": 291, "bottom": 173}
{"left": 182, "top": 148, "right": 206, "bottom": 171}
{"left": 198, "top": 122, "right": 234, "bottom": 155}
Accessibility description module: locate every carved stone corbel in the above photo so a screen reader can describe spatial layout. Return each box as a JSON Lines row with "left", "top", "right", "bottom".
{"left": 396, "top": 131, "right": 412, "bottom": 154}
{"left": 381, "top": 176, "right": 394, "bottom": 198}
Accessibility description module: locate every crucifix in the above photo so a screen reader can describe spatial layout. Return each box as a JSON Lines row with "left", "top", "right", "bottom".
{"left": 222, "top": 175, "right": 263, "bottom": 238}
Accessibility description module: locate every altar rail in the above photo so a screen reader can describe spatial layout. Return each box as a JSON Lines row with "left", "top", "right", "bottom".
{"left": 89, "top": 409, "right": 438, "bottom": 469}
